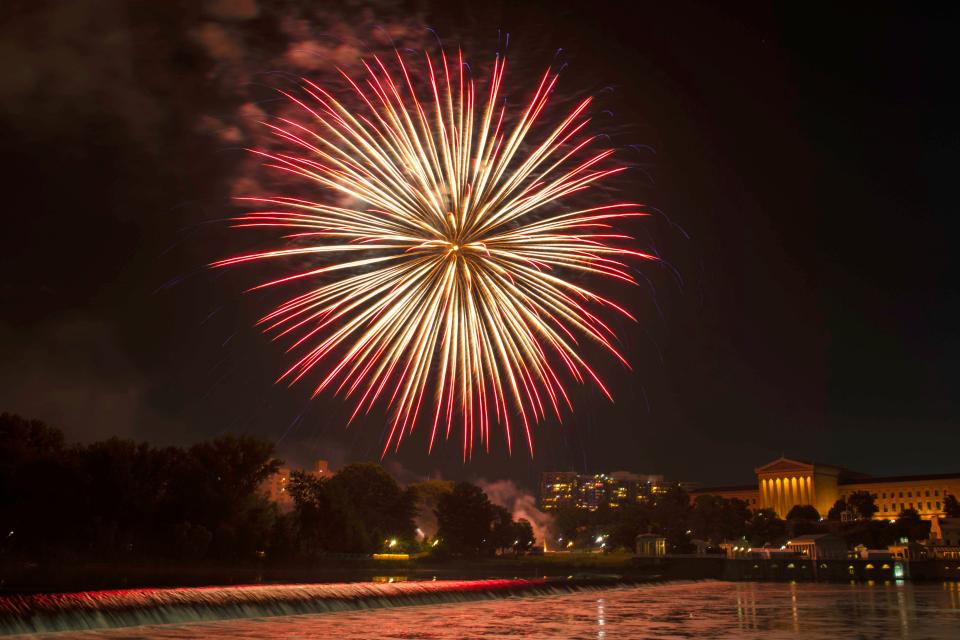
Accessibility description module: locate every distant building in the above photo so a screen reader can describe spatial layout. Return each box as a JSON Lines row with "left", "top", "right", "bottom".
{"left": 785, "top": 533, "right": 847, "bottom": 561}
{"left": 540, "top": 471, "right": 665, "bottom": 511}
{"left": 927, "top": 516, "right": 960, "bottom": 560}
{"left": 722, "top": 543, "right": 794, "bottom": 560}
{"left": 635, "top": 533, "right": 667, "bottom": 557}
{"left": 928, "top": 516, "right": 960, "bottom": 546}
{"left": 262, "top": 459, "right": 331, "bottom": 511}
{"left": 689, "top": 539, "right": 711, "bottom": 555}
{"left": 889, "top": 541, "right": 928, "bottom": 561}
{"left": 852, "top": 544, "right": 894, "bottom": 561}
{"left": 689, "top": 456, "right": 960, "bottom": 521}
{"left": 539, "top": 471, "right": 579, "bottom": 511}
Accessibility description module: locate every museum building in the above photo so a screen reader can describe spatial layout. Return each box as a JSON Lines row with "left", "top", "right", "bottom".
{"left": 689, "top": 457, "right": 960, "bottom": 520}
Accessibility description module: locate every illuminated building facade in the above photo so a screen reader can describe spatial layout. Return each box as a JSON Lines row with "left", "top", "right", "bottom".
{"left": 690, "top": 457, "right": 960, "bottom": 521}
{"left": 539, "top": 471, "right": 579, "bottom": 511}
{"left": 262, "top": 459, "right": 330, "bottom": 511}
{"left": 540, "top": 471, "right": 665, "bottom": 511}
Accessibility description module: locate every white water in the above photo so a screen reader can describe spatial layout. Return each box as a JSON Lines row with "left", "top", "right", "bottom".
{"left": 0, "top": 578, "right": 604, "bottom": 635}
{"left": 11, "top": 581, "right": 960, "bottom": 639}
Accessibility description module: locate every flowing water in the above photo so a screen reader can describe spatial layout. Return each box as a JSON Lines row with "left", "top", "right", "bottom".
{"left": 6, "top": 580, "right": 960, "bottom": 639}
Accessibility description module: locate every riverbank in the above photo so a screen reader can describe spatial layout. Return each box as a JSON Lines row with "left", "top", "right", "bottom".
{"left": 0, "top": 553, "right": 657, "bottom": 595}
{"left": 3, "top": 553, "right": 957, "bottom": 595}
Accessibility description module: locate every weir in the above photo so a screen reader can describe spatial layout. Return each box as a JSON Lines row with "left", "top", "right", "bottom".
{"left": 0, "top": 577, "right": 623, "bottom": 635}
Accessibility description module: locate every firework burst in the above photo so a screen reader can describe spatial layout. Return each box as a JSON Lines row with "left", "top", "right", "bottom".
{"left": 214, "top": 48, "right": 654, "bottom": 458}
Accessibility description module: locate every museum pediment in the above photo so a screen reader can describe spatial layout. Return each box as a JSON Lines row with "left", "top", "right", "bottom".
{"left": 755, "top": 457, "right": 815, "bottom": 476}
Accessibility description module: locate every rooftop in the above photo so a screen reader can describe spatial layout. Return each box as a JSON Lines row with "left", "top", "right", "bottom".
{"left": 840, "top": 472, "right": 960, "bottom": 485}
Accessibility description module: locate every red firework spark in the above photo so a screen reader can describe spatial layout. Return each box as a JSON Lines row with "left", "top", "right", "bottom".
{"left": 214, "top": 48, "right": 654, "bottom": 458}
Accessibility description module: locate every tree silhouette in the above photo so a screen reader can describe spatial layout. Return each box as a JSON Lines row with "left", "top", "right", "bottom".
{"left": 435, "top": 482, "right": 495, "bottom": 555}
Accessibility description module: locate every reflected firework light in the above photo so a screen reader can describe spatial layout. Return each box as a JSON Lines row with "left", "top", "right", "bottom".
{"left": 215, "top": 47, "right": 653, "bottom": 458}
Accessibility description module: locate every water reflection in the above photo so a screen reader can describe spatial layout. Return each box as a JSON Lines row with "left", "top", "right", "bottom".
{"left": 20, "top": 581, "right": 960, "bottom": 639}
{"left": 735, "top": 582, "right": 757, "bottom": 631}
{"left": 596, "top": 597, "right": 606, "bottom": 639}
{"left": 790, "top": 581, "right": 799, "bottom": 632}
{"left": 947, "top": 581, "right": 960, "bottom": 610}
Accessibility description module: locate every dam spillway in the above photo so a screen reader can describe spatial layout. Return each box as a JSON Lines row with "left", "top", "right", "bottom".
{"left": 0, "top": 577, "right": 620, "bottom": 635}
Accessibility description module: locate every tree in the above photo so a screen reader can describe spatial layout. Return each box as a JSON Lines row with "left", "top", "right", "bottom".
{"left": 945, "top": 495, "right": 960, "bottom": 518}
{"left": 688, "top": 495, "right": 750, "bottom": 544}
{"left": 649, "top": 485, "right": 692, "bottom": 551}
{"left": 408, "top": 479, "right": 454, "bottom": 543}
{"left": 1, "top": 414, "right": 296, "bottom": 563}
{"left": 0, "top": 414, "right": 80, "bottom": 555}
{"left": 435, "top": 482, "right": 495, "bottom": 555}
{"left": 607, "top": 503, "right": 651, "bottom": 551}
{"left": 553, "top": 504, "right": 590, "bottom": 545}
{"left": 785, "top": 505, "right": 820, "bottom": 521}
{"left": 327, "top": 463, "right": 416, "bottom": 550}
{"left": 746, "top": 508, "right": 787, "bottom": 547}
{"left": 512, "top": 518, "right": 535, "bottom": 554}
{"left": 173, "top": 522, "right": 213, "bottom": 560}
{"left": 827, "top": 498, "right": 847, "bottom": 521}
{"left": 178, "top": 436, "right": 281, "bottom": 528}
{"left": 846, "top": 491, "right": 878, "bottom": 521}
{"left": 177, "top": 435, "right": 281, "bottom": 560}
{"left": 76, "top": 438, "right": 151, "bottom": 555}
{"left": 897, "top": 507, "right": 921, "bottom": 524}
{"left": 839, "top": 519, "right": 898, "bottom": 549}
{"left": 894, "top": 508, "right": 930, "bottom": 542}
{"left": 489, "top": 505, "right": 515, "bottom": 554}
{"left": 256, "top": 459, "right": 424, "bottom": 558}
{"left": 408, "top": 479, "right": 455, "bottom": 506}
{"left": 287, "top": 470, "right": 372, "bottom": 555}
{"left": 785, "top": 504, "right": 823, "bottom": 537}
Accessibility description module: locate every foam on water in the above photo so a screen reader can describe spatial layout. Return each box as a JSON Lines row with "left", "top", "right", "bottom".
{"left": 0, "top": 577, "right": 618, "bottom": 635}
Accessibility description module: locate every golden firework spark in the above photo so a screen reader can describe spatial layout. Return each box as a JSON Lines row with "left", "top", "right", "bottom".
{"left": 214, "top": 49, "right": 654, "bottom": 458}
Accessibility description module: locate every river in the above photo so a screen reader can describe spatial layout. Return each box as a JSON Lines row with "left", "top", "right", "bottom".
{"left": 15, "top": 580, "right": 960, "bottom": 639}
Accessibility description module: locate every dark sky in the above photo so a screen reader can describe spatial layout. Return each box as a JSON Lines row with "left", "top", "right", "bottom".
{"left": 1, "top": 0, "right": 957, "bottom": 490}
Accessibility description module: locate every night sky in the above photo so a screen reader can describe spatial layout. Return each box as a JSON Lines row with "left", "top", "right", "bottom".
{"left": 1, "top": 0, "right": 957, "bottom": 490}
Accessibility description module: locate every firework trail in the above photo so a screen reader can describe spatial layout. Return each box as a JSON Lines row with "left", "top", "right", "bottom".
{"left": 214, "top": 48, "right": 654, "bottom": 458}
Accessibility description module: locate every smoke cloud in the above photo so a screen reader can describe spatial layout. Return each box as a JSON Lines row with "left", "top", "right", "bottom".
{"left": 476, "top": 479, "right": 554, "bottom": 546}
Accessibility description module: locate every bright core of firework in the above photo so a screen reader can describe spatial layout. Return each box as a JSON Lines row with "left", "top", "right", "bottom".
{"left": 214, "top": 49, "right": 654, "bottom": 458}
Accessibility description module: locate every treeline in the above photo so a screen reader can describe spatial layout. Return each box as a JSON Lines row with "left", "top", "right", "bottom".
{"left": 0, "top": 413, "right": 533, "bottom": 564}
{"left": 553, "top": 487, "right": 956, "bottom": 552}
{"left": 1, "top": 413, "right": 282, "bottom": 563}
{"left": 287, "top": 473, "right": 533, "bottom": 557}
